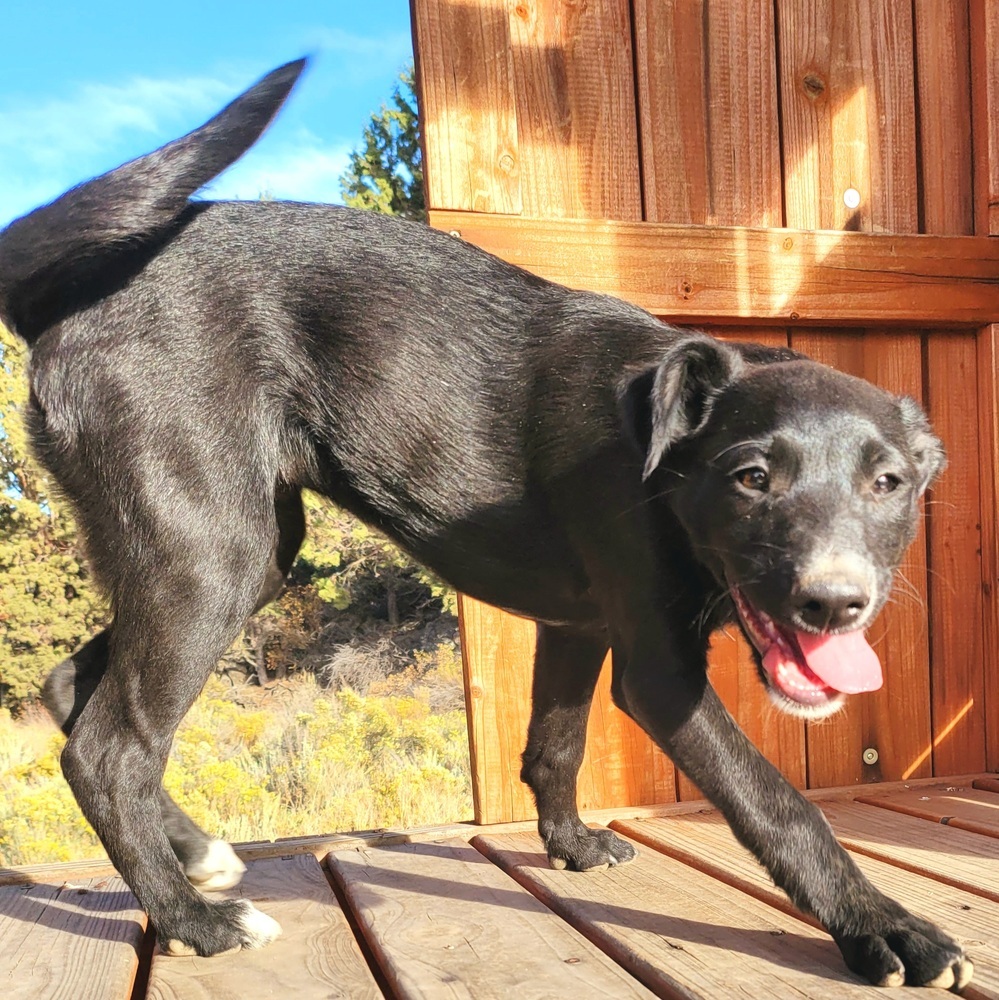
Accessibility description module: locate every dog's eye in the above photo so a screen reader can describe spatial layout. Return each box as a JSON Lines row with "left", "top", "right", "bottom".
{"left": 872, "top": 473, "right": 900, "bottom": 495}
{"left": 736, "top": 467, "right": 769, "bottom": 492}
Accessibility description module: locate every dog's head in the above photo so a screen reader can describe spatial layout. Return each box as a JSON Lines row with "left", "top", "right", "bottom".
{"left": 633, "top": 334, "right": 945, "bottom": 719}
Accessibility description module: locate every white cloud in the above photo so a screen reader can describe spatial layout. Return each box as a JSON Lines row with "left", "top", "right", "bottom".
{"left": 309, "top": 26, "right": 413, "bottom": 82}
{"left": 203, "top": 135, "right": 352, "bottom": 205}
{"left": 0, "top": 72, "right": 237, "bottom": 225}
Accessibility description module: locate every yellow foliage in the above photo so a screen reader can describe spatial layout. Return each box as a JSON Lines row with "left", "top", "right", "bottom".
{"left": 1, "top": 659, "right": 472, "bottom": 866}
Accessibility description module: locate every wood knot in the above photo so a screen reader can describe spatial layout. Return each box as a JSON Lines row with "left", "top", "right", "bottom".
{"left": 514, "top": 3, "right": 530, "bottom": 19}
{"left": 802, "top": 73, "right": 826, "bottom": 100}
{"left": 678, "top": 279, "right": 694, "bottom": 299}
{"left": 498, "top": 151, "right": 516, "bottom": 174}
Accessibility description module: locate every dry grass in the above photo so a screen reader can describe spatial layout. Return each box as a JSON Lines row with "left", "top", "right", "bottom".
{"left": 0, "top": 642, "right": 471, "bottom": 866}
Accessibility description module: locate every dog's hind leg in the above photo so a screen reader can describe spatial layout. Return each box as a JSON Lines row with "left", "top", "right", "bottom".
{"left": 49, "top": 473, "right": 308, "bottom": 956}
{"left": 41, "top": 486, "right": 306, "bottom": 897}
{"left": 521, "top": 624, "right": 636, "bottom": 871}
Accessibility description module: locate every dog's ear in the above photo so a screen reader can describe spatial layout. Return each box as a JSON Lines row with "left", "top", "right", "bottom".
{"left": 897, "top": 395, "right": 947, "bottom": 494}
{"left": 625, "top": 335, "right": 744, "bottom": 480}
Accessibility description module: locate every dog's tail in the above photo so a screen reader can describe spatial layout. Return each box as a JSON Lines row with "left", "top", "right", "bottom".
{"left": 0, "top": 58, "right": 307, "bottom": 342}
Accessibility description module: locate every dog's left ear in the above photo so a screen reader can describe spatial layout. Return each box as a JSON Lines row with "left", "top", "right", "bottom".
{"left": 897, "top": 395, "right": 947, "bottom": 494}
{"left": 625, "top": 334, "right": 744, "bottom": 480}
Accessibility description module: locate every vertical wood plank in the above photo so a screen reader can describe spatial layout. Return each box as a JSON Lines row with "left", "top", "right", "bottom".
{"left": 633, "top": 3, "right": 800, "bottom": 798}
{"left": 676, "top": 328, "right": 807, "bottom": 801}
{"left": 411, "top": 0, "right": 522, "bottom": 214}
{"left": 977, "top": 327, "right": 999, "bottom": 773}
{"left": 915, "top": 0, "right": 983, "bottom": 776}
{"left": 507, "top": 0, "right": 642, "bottom": 220}
{"left": 788, "top": 332, "right": 932, "bottom": 786}
{"left": 458, "top": 595, "right": 537, "bottom": 824}
{"left": 427, "top": 0, "right": 651, "bottom": 822}
{"left": 971, "top": 0, "right": 999, "bottom": 774}
{"left": 914, "top": 0, "right": 973, "bottom": 235}
{"left": 459, "top": 597, "right": 675, "bottom": 825}
{"left": 777, "top": 0, "right": 918, "bottom": 232}
{"left": 970, "top": 0, "right": 999, "bottom": 235}
{"left": 779, "top": 0, "right": 929, "bottom": 787}
{"left": 634, "top": 0, "right": 782, "bottom": 226}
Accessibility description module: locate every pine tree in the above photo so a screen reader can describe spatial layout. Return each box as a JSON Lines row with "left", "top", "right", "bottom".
{"left": 339, "top": 65, "right": 425, "bottom": 221}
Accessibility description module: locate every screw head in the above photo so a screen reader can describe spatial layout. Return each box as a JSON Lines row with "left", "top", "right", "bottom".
{"left": 863, "top": 747, "right": 879, "bottom": 765}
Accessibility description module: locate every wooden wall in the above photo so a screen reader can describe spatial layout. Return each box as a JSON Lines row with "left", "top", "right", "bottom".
{"left": 411, "top": 0, "right": 999, "bottom": 822}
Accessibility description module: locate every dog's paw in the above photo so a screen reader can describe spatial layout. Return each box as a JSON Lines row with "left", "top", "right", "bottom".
{"left": 158, "top": 899, "right": 282, "bottom": 957}
{"left": 185, "top": 839, "right": 247, "bottom": 892}
{"left": 546, "top": 825, "right": 637, "bottom": 873}
{"left": 836, "top": 912, "right": 972, "bottom": 992}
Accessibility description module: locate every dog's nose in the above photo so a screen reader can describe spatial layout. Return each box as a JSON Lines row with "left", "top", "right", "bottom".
{"left": 792, "top": 577, "right": 870, "bottom": 631}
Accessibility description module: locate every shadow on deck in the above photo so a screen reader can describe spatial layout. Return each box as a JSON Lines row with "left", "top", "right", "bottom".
{"left": 3, "top": 775, "right": 999, "bottom": 999}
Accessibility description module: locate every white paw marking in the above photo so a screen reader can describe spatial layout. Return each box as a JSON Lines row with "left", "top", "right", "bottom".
{"left": 186, "top": 840, "right": 247, "bottom": 892}
{"left": 927, "top": 966, "right": 956, "bottom": 990}
{"left": 237, "top": 901, "right": 282, "bottom": 949}
{"left": 878, "top": 969, "right": 905, "bottom": 988}
{"left": 955, "top": 958, "right": 975, "bottom": 991}
{"left": 162, "top": 939, "right": 198, "bottom": 957}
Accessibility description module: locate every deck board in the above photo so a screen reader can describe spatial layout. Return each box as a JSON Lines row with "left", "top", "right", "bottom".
{"left": 145, "top": 854, "right": 378, "bottom": 1000}
{"left": 612, "top": 812, "right": 999, "bottom": 998}
{"left": 0, "top": 874, "right": 145, "bottom": 1000}
{"left": 5, "top": 781, "right": 999, "bottom": 998}
{"left": 474, "top": 830, "right": 913, "bottom": 999}
{"left": 819, "top": 799, "right": 999, "bottom": 902}
{"left": 855, "top": 786, "right": 999, "bottom": 839}
{"left": 325, "top": 837, "right": 655, "bottom": 999}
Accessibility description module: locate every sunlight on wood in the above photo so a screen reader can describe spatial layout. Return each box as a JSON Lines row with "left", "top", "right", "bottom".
{"left": 902, "top": 698, "right": 975, "bottom": 780}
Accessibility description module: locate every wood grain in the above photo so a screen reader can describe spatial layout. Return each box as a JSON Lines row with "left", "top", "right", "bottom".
{"left": 912, "top": 1, "right": 984, "bottom": 777}
{"left": 633, "top": 0, "right": 781, "bottom": 226}
{"left": 326, "top": 837, "right": 656, "bottom": 998}
{"left": 145, "top": 855, "right": 378, "bottom": 1000}
{"left": 0, "top": 874, "right": 145, "bottom": 1000}
{"left": 978, "top": 327, "right": 999, "bottom": 774}
{"left": 428, "top": 213, "right": 999, "bottom": 326}
{"left": 856, "top": 786, "right": 999, "bottom": 840}
{"left": 506, "top": 0, "right": 642, "bottom": 220}
{"left": 411, "top": 0, "right": 521, "bottom": 214}
{"left": 475, "top": 830, "right": 914, "bottom": 999}
{"left": 779, "top": 1, "right": 927, "bottom": 789}
{"left": 819, "top": 798, "right": 999, "bottom": 902}
{"left": 970, "top": 0, "right": 999, "bottom": 235}
{"left": 786, "top": 331, "right": 932, "bottom": 787}
{"left": 610, "top": 811, "right": 999, "bottom": 998}
{"left": 777, "top": 0, "right": 918, "bottom": 233}
{"left": 459, "top": 596, "right": 675, "bottom": 825}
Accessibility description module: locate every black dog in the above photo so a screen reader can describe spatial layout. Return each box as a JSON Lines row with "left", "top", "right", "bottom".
{"left": 0, "top": 61, "right": 971, "bottom": 989}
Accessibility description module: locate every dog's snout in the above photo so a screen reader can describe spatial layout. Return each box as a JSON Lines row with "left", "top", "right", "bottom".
{"left": 792, "top": 576, "right": 871, "bottom": 631}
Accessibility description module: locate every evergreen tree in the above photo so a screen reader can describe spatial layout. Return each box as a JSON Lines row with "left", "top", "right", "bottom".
{"left": 0, "top": 323, "right": 106, "bottom": 708}
{"left": 339, "top": 65, "right": 425, "bottom": 221}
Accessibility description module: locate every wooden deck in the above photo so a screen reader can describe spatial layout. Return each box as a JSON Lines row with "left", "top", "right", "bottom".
{"left": 4, "top": 776, "right": 999, "bottom": 999}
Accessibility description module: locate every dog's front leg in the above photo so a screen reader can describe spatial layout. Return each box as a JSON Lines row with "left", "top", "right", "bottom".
{"left": 521, "top": 624, "right": 636, "bottom": 871}
{"left": 617, "top": 660, "right": 972, "bottom": 990}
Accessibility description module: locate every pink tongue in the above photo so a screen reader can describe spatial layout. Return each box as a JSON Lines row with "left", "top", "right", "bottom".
{"left": 794, "top": 630, "right": 883, "bottom": 694}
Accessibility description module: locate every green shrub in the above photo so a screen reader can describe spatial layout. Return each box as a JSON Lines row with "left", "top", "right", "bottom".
{"left": 0, "top": 649, "right": 471, "bottom": 867}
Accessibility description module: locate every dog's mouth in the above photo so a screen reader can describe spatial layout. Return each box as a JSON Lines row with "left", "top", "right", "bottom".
{"left": 731, "top": 588, "right": 883, "bottom": 713}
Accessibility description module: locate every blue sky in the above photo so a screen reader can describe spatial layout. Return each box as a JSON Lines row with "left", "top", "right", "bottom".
{"left": 0, "top": 1, "right": 414, "bottom": 228}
